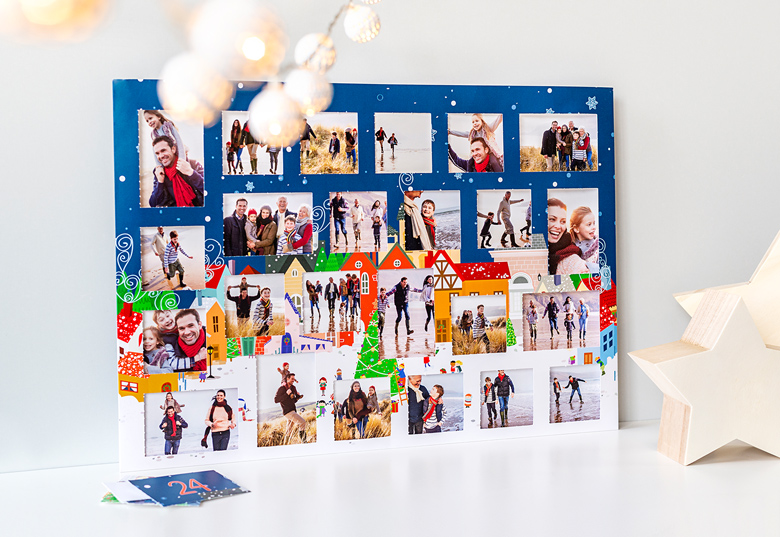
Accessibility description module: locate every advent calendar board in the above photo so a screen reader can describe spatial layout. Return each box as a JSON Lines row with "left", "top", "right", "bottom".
{"left": 114, "top": 80, "right": 617, "bottom": 472}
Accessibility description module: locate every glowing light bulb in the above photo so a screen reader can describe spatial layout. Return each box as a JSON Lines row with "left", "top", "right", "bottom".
{"left": 269, "top": 123, "right": 282, "bottom": 136}
{"left": 343, "top": 4, "right": 380, "bottom": 43}
{"left": 294, "top": 33, "right": 336, "bottom": 73}
{"left": 248, "top": 83, "right": 304, "bottom": 147}
{"left": 242, "top": 36, "right": 266, "bottom": 61}
{"left": 284, "top": 68, "right": 333, "bottom": 116}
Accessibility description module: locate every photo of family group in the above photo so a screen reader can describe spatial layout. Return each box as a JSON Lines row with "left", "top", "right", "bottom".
{"left": 139, "top": 110, "right": 205, "bottom": 208}
{"left": 144, "top": 389, "right": 239, "bottom": 456}
{"left": 328, "top": 191, "right": 387, "bottom": 253}
{"left": 479, "top": 369, "right": 533, "bottom": 429}
{"left": 223, "top": 274, "right": 286, "bottom": 338}
{"left": 141, "top": 308, "right": 209, "bottom": 374}
{"left": 301, "top": 271, "right": 360, "bottom": 334}
{"left": 549, "top": 365, "right": 601, "bottom": 423}
{"left": 140, "top": 226, "right": 205, "bottom": 292}
{"left": 374, "top": 113, "right": 433, "bottom": 174}
{"left": 522, "top": 291, "right": 600, "bottom": 351}
{"left": 451, "top": 294, "right": 508, "bottom": 355}
{"left": 447, "top": 113, "right": 504, "bottom": 173}
{"left": 476, "top": 189, "right": 532, "bottom": 249}
{"left": 257, "top": 355, "right": 317, "bottom": 447}
{"left": 221, "top": 111, "right": 283, "bottom": 176}
{"left": 300, "top": 113, "right": 359, "bottom": 174}
{"left": 376, "top": 268, "right": 436, "bottom": 359}
{"left": 334, "top": 377, "right": 392, "bottom": 441}
{"left": 406, "top": 373, "right": 463, "bottom": 435}
{"left": 520, "top": 114, "right": 598, "bottom": 172}
{"left": 223, "top": 193, "right": 315, "bottom": 257}
{"left": 547, "top": 188, "right": 600, "bottom": 275}
{"left": 402, "top": 190, "right": 461, "bottom": 251}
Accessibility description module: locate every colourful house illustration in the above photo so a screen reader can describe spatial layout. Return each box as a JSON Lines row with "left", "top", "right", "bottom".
{"left": 266, "top": 254, "right": 316, "bottom": 315}
{"left": 340, "top": 251, "right": 379, "bottom": 330}
{"left": 261, "top": 295, "right": 333, "bottom": 354}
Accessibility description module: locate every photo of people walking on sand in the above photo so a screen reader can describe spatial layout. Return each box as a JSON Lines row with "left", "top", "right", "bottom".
{"left": 144, "top": 388, "right": 240, "bottom": 456}
{"left": 406, "top": 373, "right": 463, "bottom": 435}
{"left": 222, "top": 111, "right": 284, "bottom": 176}
{"left": 141, "top": 226, "right": 205, "bottom": 291}
{"left": 547, "top": 188, "right": 600, "bottom": 276}
{"left": 447, "top": 113, "right": 504, "bottom": 173}
{"left": 223, "top": 192, "right": 315, "bottom": 257}
{"left": 450, "top": 295, "right": 508, "bottom": 355}
{"left": 257, "top": 355, "right": 317, "bottom": 447}
{"left": 328, "top": 191, "right": 387, "bottom": 253}
{"left": 223, "top": 273, "right": 286, "bottom": 338}
{"left": 141, "top": 307, "right": 208, "bottom": 374}
{"left": 402, "top": 190, "right": 461, "bottom": 251}
{"left": 374, "top": 113, "right": 433, "bottom": 174}
{"left": 334, "top": 377, "right": 392, "bottom": 441}
{"left": 376, "top": 268, "right": 436, "bottom": 359}
{"left": 139, "top": 110, "right": 205, "bottom": 208}
{"left": 301, "top": 271, "right": 357, "bottom": 335}
{"left": 549, "top": 365, "right": 601, "bottom": 423}
{"left": 520, "top": 114, "right": 598, "bottom": 172}
{"left": 479, "top": 368, "right": 533, "bottom": 429}
{"left": 476, "top": 189, "right": 532, "bottom": 249}
{"left": 299, "top": 113, "right": 359, "bottom": 174}
{"left": 522, "top": 291, "right": 599, "bottom": 351}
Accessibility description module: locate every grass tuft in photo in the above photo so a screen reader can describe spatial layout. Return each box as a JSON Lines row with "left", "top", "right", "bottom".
{"left": 451, "top": 317, "right": 507, "bottom": 355}
{"left": 520, "top": 147, "right": 598, "bottom": 172}
{"left": 225, "top": 312, "right": 286, "bottom": 338}
{"left": 257, "top": 408, "right": 317, "bottom": 447}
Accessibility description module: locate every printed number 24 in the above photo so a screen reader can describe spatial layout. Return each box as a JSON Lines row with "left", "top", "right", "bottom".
{"left": 168, "top": 479, "right": 213, "bottom": 495}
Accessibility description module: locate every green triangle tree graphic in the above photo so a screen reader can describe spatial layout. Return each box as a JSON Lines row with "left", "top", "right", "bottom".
{"left": 506, "top": 317, "right": 517, "bottom": 347}
{"left": 354, "top": 310, "right": 400, "bottom": 396}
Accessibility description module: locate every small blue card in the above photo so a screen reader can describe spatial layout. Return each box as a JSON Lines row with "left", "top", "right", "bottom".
{"left": 129, "top": 470, "right": 246, "bottom": 507}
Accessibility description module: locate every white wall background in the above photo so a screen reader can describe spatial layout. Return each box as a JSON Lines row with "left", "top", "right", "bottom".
{"left": 1, "top": 0, "right": 778, "bottom": 473}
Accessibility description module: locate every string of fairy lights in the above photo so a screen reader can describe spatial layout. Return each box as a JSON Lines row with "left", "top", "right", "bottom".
{"left": 1, "top": 0, "right": 383, "bottom": 144}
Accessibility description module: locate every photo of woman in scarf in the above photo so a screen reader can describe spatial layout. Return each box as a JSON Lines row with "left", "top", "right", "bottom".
{"left": 202, "top": 389, "right": 236, "bottom": 451}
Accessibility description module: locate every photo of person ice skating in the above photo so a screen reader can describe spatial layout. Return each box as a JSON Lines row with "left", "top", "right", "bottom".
{"left": 549, "top": 365, "right": 601, "bottom": 424}
{"left": 376, "top": 268, "right": 436, "bottom": 359}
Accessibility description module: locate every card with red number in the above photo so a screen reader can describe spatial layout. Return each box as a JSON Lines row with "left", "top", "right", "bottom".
{"left": 129, "top": 470, "right": 248, "bottom": 506}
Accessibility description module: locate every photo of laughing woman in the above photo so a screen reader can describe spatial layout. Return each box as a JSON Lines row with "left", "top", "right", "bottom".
{"left": 547, "top": 198, "right": 588, "bottom": 275}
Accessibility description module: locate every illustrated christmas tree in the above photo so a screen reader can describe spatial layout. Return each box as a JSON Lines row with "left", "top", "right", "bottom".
{"left": 313, "top": 249, "right": 328, "bottom": 271}
{"left": 354, "top": 310, "right": 401, "bottom": 396}
{"left": 506, "top": 317, "right": 517, "bottom": 347}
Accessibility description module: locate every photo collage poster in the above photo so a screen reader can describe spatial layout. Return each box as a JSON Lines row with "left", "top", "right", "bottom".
{"left": 114, "top": 80, "right": 618, "bottom": 472}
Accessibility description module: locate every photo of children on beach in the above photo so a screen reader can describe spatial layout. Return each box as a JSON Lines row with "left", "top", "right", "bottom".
{"left": 333, "top": 377, "right": 391, "bottom": 441}
{"left": 451, "top": 294, "right": 508, "bottom": 356}
{"left": 299, "top": 113, "right": 359, "bottom": 174}
{"left": 522, "top": 291, "right": 600, "bottom": 351}
{"left": 547, "top": 189, "right": 600, "bottom": 276}
{"left": 301, "top": 271, "right": 356, "bottom": 335}
{"left": 328, "top": 191, "right": 387, "bottom": 253}
{"left": 223, "top": 273, "right": 286, "bottom": 338}
{"left": 520, "top": 114, "right": 598, "bottom": 172}
{"left": 374, "top": 113, "right": 433, "bottom": 174}
{"left": 222, "top": 193, "right": 315, "bottom": 257}
{"left": 550, "top": 365, "right": 601, "bottom": 423}
{"left": 257, "top": 355, "right": 317, "bottom": 446}
{"left": 402, "top": 190, "right": 461, "bottom": 251}
{"left": 139, "top": 110, "right": 204, "bottom": 208}
{"left": 145, "top": 388, "right": 239, "bottom": 456}
{"left": 141, "top": 307, "right": 208, "bottom": 374}
{"left": 376, "top": 268, "right": 436, "bottom": 359}
{"left": 406, "top": 373, "right": 463, "bottom": 435}
{"left": 141, "top": 226, "right": 205, "bottom": 291}
{"left": 447, "top": 113, "right": 504, "bottom": 173}
{"left": 476, "top": 189, "right": 532, "bottom": 249}
{"left": 222, "top": 111, "right": 283, "bottom": 176}
{"left": 479, "top": 369, "right": 533, "bottom": 429}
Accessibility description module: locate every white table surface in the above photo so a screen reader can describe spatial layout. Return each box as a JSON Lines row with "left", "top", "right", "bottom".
{"left": 3, "top": 420, "right": 778, "bottom": 536}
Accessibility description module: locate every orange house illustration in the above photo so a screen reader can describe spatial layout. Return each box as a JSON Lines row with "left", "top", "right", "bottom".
{"left": 340, "top": 251, "right": 379, "bottom": 329}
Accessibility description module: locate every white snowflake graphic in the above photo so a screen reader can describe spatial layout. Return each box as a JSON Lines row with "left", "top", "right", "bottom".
{"left": 431, "top": 129, "right": 437, "bottom": 141}
{"left": 586, "top": 96, "right": 598, "bottom": 110}
{"left": 546, "top": 108, "right": 554, "bottom": 114}
{"left": 454, "top": 173, "right": 463, "bottom": 181}
{"left": 245, "top": 181, "right": 255, "bottom": 191}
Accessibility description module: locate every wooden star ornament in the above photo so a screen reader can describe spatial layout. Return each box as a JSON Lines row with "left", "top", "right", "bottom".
{"left": 674, "top": 229, "right": 780, "bottom": 350}
{"left": 628, "top": 289, "right": 780, "bottom": 465}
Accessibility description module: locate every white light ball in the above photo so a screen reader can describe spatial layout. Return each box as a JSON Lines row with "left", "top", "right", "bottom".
{"left": 189, "top": 0, "right": 287, "bottom": 79}
{"left": 361, "top": 0, "right": 382, "bottom": 4}
{"left": 158, "top": 52, "right": 235, "bottom": 127}
{"left": 284, "top": 69, "right": 333, "bottom": 116}
{"left": 248, "top": 83, "right": 304, "bottom": 147}
{"left": 343, "top": 4, "right": 380, "bottom": 43}
{"left": 294, "top": 33, "right": 336, "bottom": 73}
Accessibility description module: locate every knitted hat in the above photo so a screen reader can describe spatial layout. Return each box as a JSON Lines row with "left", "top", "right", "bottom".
{"left": 248, "top": 208, "right": 257, "bottom": 216}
